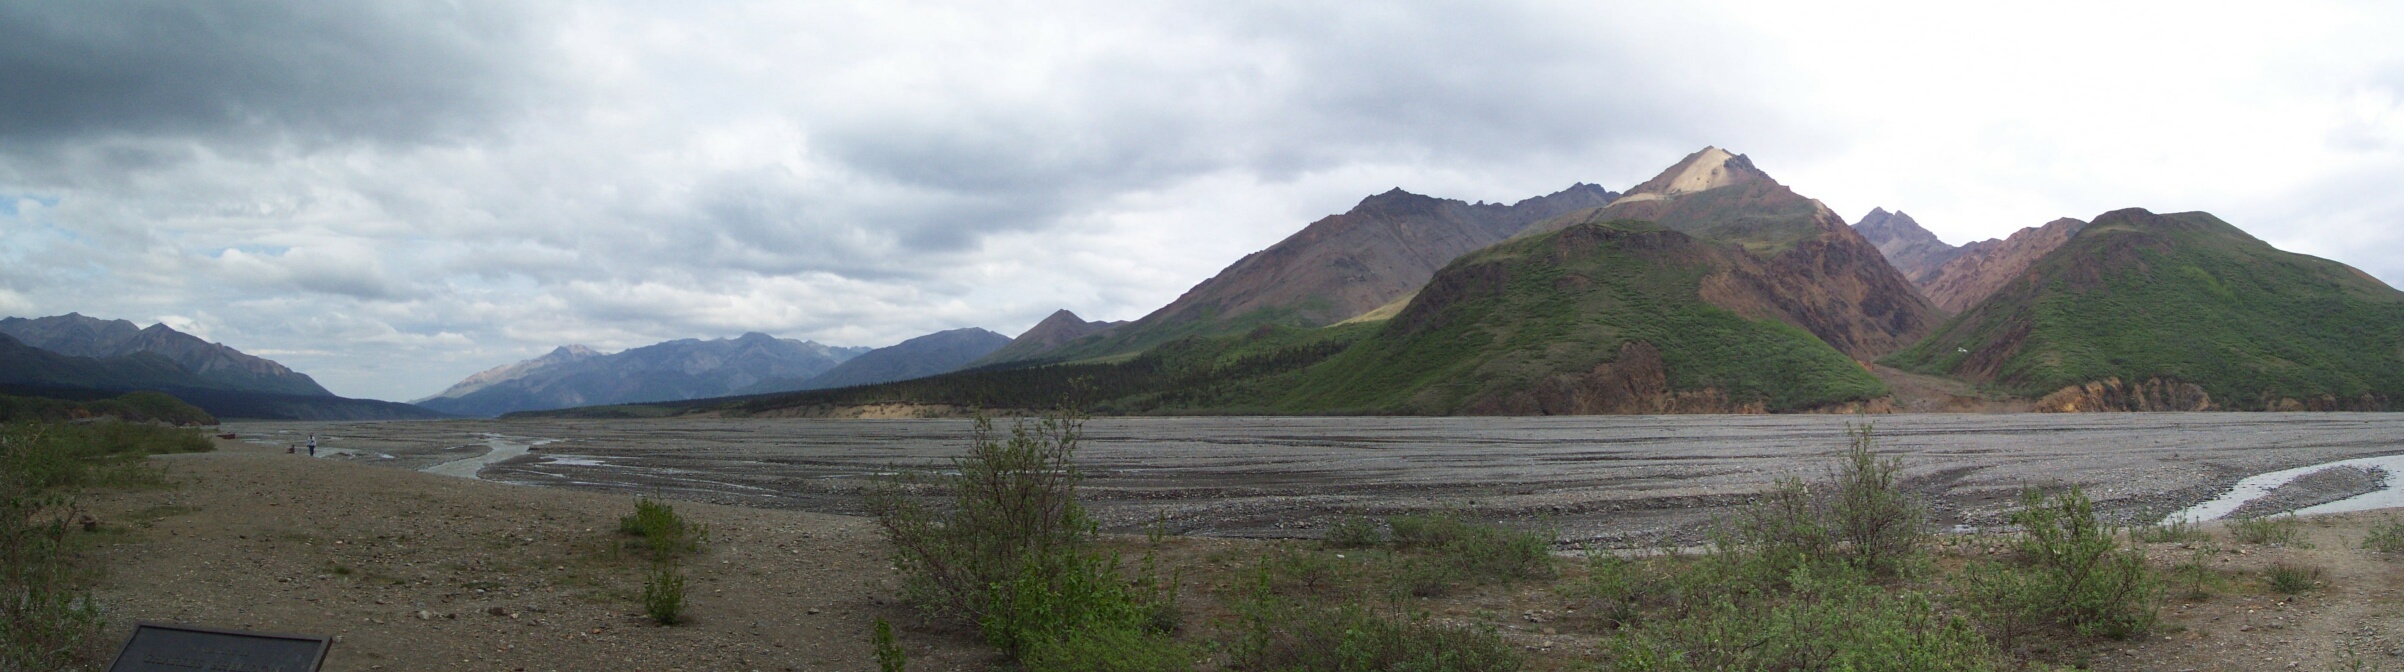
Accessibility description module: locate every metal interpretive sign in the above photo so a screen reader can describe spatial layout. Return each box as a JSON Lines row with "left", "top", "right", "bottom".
{"left": 106, "top": 623, "right": 330, "bottom": 672}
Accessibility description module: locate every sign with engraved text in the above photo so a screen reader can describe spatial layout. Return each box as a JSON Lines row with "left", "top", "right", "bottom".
{"left": 107, "top": 623, "right": 330, "bottom": 672}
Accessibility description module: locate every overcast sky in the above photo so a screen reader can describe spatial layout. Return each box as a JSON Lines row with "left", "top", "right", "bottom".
{"left": 4, "top": 1, "right": 2403, "bottom": 401}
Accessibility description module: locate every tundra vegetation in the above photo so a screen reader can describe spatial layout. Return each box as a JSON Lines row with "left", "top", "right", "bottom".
{"left": 2, "top": 419, "right": 212, "bottom": 669}
{"left": 869, "top": 421, "right": 2195, "bottom": 671}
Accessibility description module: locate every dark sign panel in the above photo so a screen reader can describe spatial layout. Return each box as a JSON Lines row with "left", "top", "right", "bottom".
{"left": 107, "top": 623, "right": 329, "bottom": 672}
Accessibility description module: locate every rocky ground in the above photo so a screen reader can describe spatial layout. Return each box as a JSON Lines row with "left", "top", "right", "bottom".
{"left": 70, "top": 418, "right": 2404, "bottom": 671}
{"left": 78, "top": 437, "right": 997, "bottom": 672}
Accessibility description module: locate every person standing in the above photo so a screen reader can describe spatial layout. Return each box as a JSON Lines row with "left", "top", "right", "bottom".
{"left": 307, "top": 434, "right": 317, "bottom": 457}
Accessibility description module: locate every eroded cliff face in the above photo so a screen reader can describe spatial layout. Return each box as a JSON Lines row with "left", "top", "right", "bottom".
{"left": 2034, "top": 377, "right": 2212, "bottom": 412}
{"left": 2259, "top": 393, "right": 2393, "bottom": 412}
{"left": 1919, "top": 217, "right": 2089, "bottom": 313}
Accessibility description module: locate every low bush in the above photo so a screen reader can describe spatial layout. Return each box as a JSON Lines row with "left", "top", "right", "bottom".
{"left": 641, "top": 561, "right": 686, "bottom": 625}
{"left": 1609, "top": 566, "right": 1997, "bottom": 672}
{"left": 619, "top": 497, "right": 707, "bottom": 561}
{"left": 870, "top": 413, "right": 1180, "bottom": 664}
{"left": 1569, "top": 552, "right": 1673, "bottom": 629}
{"left": 1324, "top": 515, "right": 1384, "bottom": 549}
{"left": 2264, "top": 562, "right": 2323, "bottom": 595}
{"left": 2361, "top": 519, "right": 2404, "bottom": 554}
{"left": 1722, "top": 424, "right": 1927, "bottom": 586}
{"left": 1970, "top": 487, "right": 2159, "bottom": 641}
{"left": 872, "top": 618, "right": 906, "bottom": 672}
{"left": 2229, "top": 514, "right": 2306, "bottom": 547}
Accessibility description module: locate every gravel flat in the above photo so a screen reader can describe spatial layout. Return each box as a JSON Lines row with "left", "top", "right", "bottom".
{"left": 230, "top": 413, "right": 2404, "bottom": 545}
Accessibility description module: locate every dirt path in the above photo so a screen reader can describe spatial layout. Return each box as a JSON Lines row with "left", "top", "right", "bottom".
{"left": 77, "top": 437, "right": 995, "bottom": 672}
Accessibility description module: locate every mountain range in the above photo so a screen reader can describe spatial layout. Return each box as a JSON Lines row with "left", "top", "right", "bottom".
{"left": 0, "top": 315, "right": 443, "bottom": 420}
{"left": 992, "top": 183, "right": 1622, "bottom": 365}
{"left": 609, "top": 146, "right": 2393, "bottom": 417}
{"left": 413, "top": 333, "right": 872, "bottom": 417}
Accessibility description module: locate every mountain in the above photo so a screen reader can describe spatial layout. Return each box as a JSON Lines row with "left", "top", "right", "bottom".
{"left": 1915, "top": 217, "right": 2089, "bottom": 313}
{"left": 1852, "top": 209, "right": 1961, "bottom": 283}
{"left": 1273, "top": 220, "right": 1889, "bottom": 414}
{"left": 970, "top": 310, "right": 1126, "bottom": 366}
{"left": 414, "top": 345, "right": 603, "bottom": 403}
{"left": 1515, "top": 147, "right": 1941, "bottom": 359}
{"left": 0, "top": 333, "right": 446, "bottom": 420}
{"left": 1017, "top": 183, "right": 1621, "bottom": 364}
{"left": 1884, "top": 208, "right": 2404, "bottom": 411}
{"left": 0, "top": 313, "right": 332, "bottom": 396}
{"left": 744, "top": 328, "right": 1011, "bottom": 393}
{"left": 414, "top": 333, "right": 869, "bottom": 417}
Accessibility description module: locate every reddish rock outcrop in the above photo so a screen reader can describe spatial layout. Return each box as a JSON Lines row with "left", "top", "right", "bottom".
{"left": 2034, "top": 377, "right": 2212, "bottom": 412}
{"left": 1919, "top": 217, "right": 2089, "bottom": 312}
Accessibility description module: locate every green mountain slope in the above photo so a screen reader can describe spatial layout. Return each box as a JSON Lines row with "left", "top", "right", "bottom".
{"left": 1884, "top": 208, "right": 2404, "bottom": 410}
{"left": 1275, "top": 221, "right": 1888, "bottom": 414}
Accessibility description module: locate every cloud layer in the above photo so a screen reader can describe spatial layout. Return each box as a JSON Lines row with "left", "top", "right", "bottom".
{"left": 3, "top": 1, "right": 2402, "bottom": 400}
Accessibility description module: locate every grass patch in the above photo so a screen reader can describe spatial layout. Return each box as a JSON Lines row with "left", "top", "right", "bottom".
{"left": 1236, "top": 598, "right": 1520, "bottom": 672}
{"left": 2133, "top": 517, "right": 2211, "bottom": 544}
{"left": 2264, "top": 562, "right": 2324, "bottom": 595}
{"left": 2229, "top": 514, "right": 2307, "bottom": 547}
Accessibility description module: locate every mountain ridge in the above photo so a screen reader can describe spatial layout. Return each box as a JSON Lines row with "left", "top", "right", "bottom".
{"left": 414, "top": 333, "right": 869, "bottom": 417}
{"left": 0, "top": 313, "right": 333, "bottom": 396}
{"left": 1019, "top": 182, "right": 1622, "bottom": 364}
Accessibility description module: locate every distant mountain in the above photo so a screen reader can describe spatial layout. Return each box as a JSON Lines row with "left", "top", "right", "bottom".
{"left": 1885, "top": 208, "right": 2404, "bottom": 411}
{"left": 0, "top": 313, "right": 332, "bottom": 396}
{"left": 1915, "top": 217, "right": 2088, "bottom": 313}
{"left": 415, "top": 333, "right": 869, "bottom": 417}
{"left": 1516, "top": 147, "right": 1941, "bottom": 359}
{"left": 1022, "top": 183, "right": 1621, "bottom": 364}
{"left": 1852, "top": 209, "right": 1961, "bottom": 284}
{"left": 971, "top": 310, "right": 1126, "bottom": 366}
{"left": 744, "top": 328, "right": 1012, "bottom": 394}
{"left": 0, "top": 332, "right": 446, "bottom": 420}
{"left": 413, "top": 345, "right": 603, "bottom": 403}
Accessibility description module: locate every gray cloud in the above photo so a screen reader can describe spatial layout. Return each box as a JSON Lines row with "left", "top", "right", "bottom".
{"left": 0, "top": 0, "right": 543, "bottom": 150}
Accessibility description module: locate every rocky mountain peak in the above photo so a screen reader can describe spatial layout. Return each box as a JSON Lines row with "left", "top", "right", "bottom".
{"left": 1618, "top": 146, "right": 1775, "bottom": 203}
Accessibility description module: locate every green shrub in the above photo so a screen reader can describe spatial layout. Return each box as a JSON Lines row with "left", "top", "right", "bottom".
{"left": 1324, "top": 515, "right": 1384, "bottom": 549}
{"left": 872, "top": 618, "right": 906, "bottom": 672}
{"left": 1260, "top": 546, "right": 1344, "bottom": 596}
{"left": 2264, "top": 562, "right": 2323, "bottom": 594}
{"left": 2228, "top": 514, "right": 2306, "bottom": 547}
{"left": 870, "top": 414, "right": 1178, "bottom": 663}
{"left": 1723, "top": 425, "right": 1927, "bottom": 586}
{"left": 1237, "top": 598, "right": 1521, "bottom": 672}
{"left": 2361, "top": 519, "right": 2404, "bottom": 554}
{"left": 1571, "top": 553, "right": 1674, "bottom": 629}
{"left": 1980, "top": 487, "right": 2159, "bottom": 640}
{"left": 1828, "top": 425, "right": 1927, "bottom": 577}
{"left": 619, "top": 497, "right": 707, "bottom": 561}
{"left": 641, "top": 561, "right": 686, "bottom": 625}
{"left": 1608, "top": 566, "right": 1997, "bottom": 672}
{"left": 1384, "top": 512, "right": 1554, "bottom": 585}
